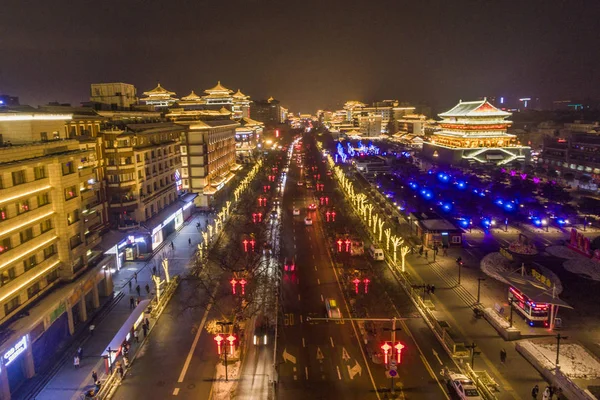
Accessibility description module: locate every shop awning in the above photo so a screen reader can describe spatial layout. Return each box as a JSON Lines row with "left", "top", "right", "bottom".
{"left": 505, "top": 275, "right": 572, "bottom": 308}
{"left": 102, "top": 299, "right": 150, "bottom": 360}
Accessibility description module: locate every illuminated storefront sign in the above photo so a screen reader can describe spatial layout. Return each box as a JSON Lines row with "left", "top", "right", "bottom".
{"left": 4, "top": 335, "right": 27, "bottom": 367}
{"left": 174, "top": 170, "right": 183, "bottom": 191}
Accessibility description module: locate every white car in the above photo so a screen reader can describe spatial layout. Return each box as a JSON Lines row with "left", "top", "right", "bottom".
{"left": 293, "top": 208, "right": 300, "bottom": 216}
{"left": 447, "top": 372, "right": 482, "bottom": 399}
{"left": 304, "top": 217, "right": 313, "bottom": 226}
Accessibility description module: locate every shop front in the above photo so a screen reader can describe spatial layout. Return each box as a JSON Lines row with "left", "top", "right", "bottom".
{"left": 147, "top": 194, "right": 197, "bottom": 251}
{"left": 0, "top": 334, "right": 33, "bottom": 397}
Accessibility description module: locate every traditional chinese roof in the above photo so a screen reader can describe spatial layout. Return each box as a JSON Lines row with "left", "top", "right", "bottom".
{"left": 438, "top": 99, "right": 511, "bottom": 118}
{"left": 181, "top": 90, "right": 201, "bottom": 101}
{"left": 204, "top": 81, "right": 233, "bottom": 95}
{"left": 143, "top": 83, "right": 176, "bottom": 97}
{"left": 241, "top": 117, "right": 263, "bottom": 126}
{"left": 219, "top": 107, "right": 232, "bottom": 115}
{"left": 233, "top": 89, "right": 249, "bottom": 99}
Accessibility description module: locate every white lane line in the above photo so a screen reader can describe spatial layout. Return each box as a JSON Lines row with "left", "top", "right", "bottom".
{"left": 336, "top": 366, "right": 342, "bottom": 380}
{"left": 312, "top": 254, "right": 315, "bottom": 259}
{"left": 298, "top": 294, "right": 301, "bottom": 301}
{"left": 295, "top": 244, "right": 297, "bottom": 249}
{"left": 314, "top": 265, "right": 318, "bottom": 271}
{"left": 294, "top": 375, "right": 298, "bottom": 381}
{"left": 302, "top": 337, "right": 306, "bottom": 347}
{"left": 173, "top": 388, "right": 180, "bottom": 396}
{"left": 305, "top": 367, "right": 309, "bottom": 380}
{"left": 330, "top": 337, "right": 335, "bottom": 347}
{"left": 300, "top": 314, "right": 303, "bottom": 324}
{"left": 177, "top": 286, "right": 217, "bottom": 383}
{"left": 317, "top": 278, "right": 320, "bottom": 285}
{"left": 321, "top": 294, "right": 324, "bottom": 301}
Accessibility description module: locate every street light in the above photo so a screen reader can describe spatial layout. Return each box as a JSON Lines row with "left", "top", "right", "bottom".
{"left": 216, "top": 321, "right": 234, "bottom": 381}
{"left": 456, "top": 257, "right": 463, "bottom": 285}
{"left": 542, "top": 218, "right": 549, "bottom": 232}
{"left": 555, "top": 333, "right": 568, "bottom": 369}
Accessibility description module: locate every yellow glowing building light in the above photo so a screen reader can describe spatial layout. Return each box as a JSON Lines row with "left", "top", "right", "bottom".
{"left": 0, "top": 185, "right": 52, "bottom": 205}
{"left": 0, "top": 236, "right": 58, "bottom": 272}
{"left": 0, "top": 260, "right": 61, "bottom": 303}
{"left": 0, "top": 210, "right": 55, "bottom": 238}
{"left": 0, "top": 114, "right": 72, "bottom": 122}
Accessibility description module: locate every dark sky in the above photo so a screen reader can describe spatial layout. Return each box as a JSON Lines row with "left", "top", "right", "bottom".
{"left": 0, "top": 0, "right": 598, "bottom": 113}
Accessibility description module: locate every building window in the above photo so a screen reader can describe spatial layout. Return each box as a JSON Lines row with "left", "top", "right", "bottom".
{"left": 0, "top": 175, "right": 4, "bottom": 189}
{"left": 4, "top": 296, "right": 20, "bottom": 315}
{"left": 70, "top": 234, "right": 82, "bottom": 249}
{"left": 34, "top": 166, "right": 46, "bottom": 180}
{"left": 62, "top": 161, "right": 75, "bottom": 175}
{"left": 37, "top": 192, "right": 50, "bottom": 207}
{"left": 17, "top": 199, "right": 30, "bottom": 214}
{"left": 68, "top": 210, "right": 80, "bottom": 225}
{"left": 1, "top": 267, "right": 16, "bottom": 286}
{"left": 46, "top": 270, "right": 59, "bottom": 284}
{"left": 19, "top": 227, "right": 34, "bottom": 243}
{"left": 12, "top": 170, "right": 26, "bottom": 186}
{"left": 43, "top": 244, "right": 57, "bottom": 259}
{"left": 0, "top": 207, "right": 7, "bottom": 221}
{"left": 27, "top": 282, "right": 41, "bottom": 299}
{"left": 24, "top": 255, "right": 37, "bottom": 272}
{"left": 40, "top": 219, "right": 53, "bottom": 233}
{"left": 0, "top": 237, "right": 10, "bottom": 253}
{"left": 65, "top": 186, "right": 78, "bottom": 200}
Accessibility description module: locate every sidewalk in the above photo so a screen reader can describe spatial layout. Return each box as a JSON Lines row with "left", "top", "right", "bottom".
{"left": 31, "top": 213, "right": 210, "bottom": 400}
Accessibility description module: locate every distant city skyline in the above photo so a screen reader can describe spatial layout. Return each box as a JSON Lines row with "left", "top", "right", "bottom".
{"left": 1, "top": 0, "right": 598, "bottom": 113}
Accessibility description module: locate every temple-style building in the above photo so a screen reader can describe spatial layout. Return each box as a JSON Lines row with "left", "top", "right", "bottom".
{"left": 232, "top": 89, "right": 251, "bottom": 119}
{"left": 140, "top": 83, "right": 179, "bottom": 109}
{"left": 422, "top": 99, "right": 530, "bottom": 165}
{"left": 201, "top": 81, "right": 234, "bottom": 108}
{"left": 176, "top": 82, "right": 250, "bottom": 121}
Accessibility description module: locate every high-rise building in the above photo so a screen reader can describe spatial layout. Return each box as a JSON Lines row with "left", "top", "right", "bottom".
{"left": 251, "top": 97, "right": 286, "bottom": 125}
{"left": 89, "top": 83, "right": 138, "bottom": 111}
{"left": 422, "top": 99, "right": 530, "bottom": 165}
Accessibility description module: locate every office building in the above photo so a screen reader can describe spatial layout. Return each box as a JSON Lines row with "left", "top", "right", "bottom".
{"left": 89, "top": 83, "right": 138, "bottom": 111}
{"left": 251, "top": 97, "right": 286, "bottom": 125}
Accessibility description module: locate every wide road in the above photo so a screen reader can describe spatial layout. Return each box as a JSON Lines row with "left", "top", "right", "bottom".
{"left": 276, "top": 141, "right": 449, "bottom": 399}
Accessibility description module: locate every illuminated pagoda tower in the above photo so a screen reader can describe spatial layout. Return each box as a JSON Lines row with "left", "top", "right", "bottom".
{"left": 232, "top": 89, "right": 251, "bottom": 120}
{"left": 140, "top": 83, "right": 179, "bottom": 109}
{"left": 201, "top": 81, "right": 234, "bottom": 108}
{"left": 422, "top": 99, "right": 530, "bottom": 165}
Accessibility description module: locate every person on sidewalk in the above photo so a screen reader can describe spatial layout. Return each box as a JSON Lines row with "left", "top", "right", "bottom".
{"left": 424, "top": 249, "right": 429, "bottom": 260}
{"left": 136, "top": 285, "right": 141, "bottom": 296}
{"left": 542, "top": 386, "right": 551, "bottom": 400}
{"left": 531, "top": 384, "right": 539, "bottom": 399}
{"left": 188, "top": 237, "right": 192, "bottom": 246}
{"left": 128, "top": 280, "right": 132, "bottom": 292}
{"left": 74, "top": 355, "right": 80, "bottom": 368}
{"left": 430, "top": 284, "right": 435, "bottom": 294}
{"left": 133, "top": 329, "right": 139, "bottom": 343}
{"left": 92, "top": 370, "right": 98, "bottom": 383}
{"left": 171, "top": 241, "right": 175, "bottom": 250}
{"left": 134, "top": 272, "right": 138, "bottom": 282}
{"left": 130, "top": 296, "right": 135, "bottom": 309}
{"left": 77, "top": 347, "right": 83, "bottom": 359}
{"left": 500, "top": 348, "right": 507, "bottom": 363}
{"left": 152, "top": 266, "right": 157, "bottom": 276}
{"left": 117, "top": 363, "right": 124, "bottom": 379}
{"left": 143, "top": 323, "right": 148, "bottom": 337}
{"left": 145, "top": 283, "right": 150, "bottom": 295}
{"left": 89, "top": 323, "right": 95, "bottom": 337}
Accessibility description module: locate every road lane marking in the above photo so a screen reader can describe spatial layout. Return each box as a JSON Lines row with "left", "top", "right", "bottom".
{"left": 320, "top": 294, "right": 324, "bottom": 301}
{"left": 336, "top": 366, "right": 342, "bottom": 380}
{"left": 177, "top": 285, "right": 217, "bottom": 383}
{"left": 317, "top": 278, "right": 320, "bottom": 285}
{"left": 314, "top": 265, "right": 317, "bottom": 271}
{"left": 298, "top": 294, "right": 301, "bottom": 301}
{"left": 305, "top": 367, "right": 308, "bottom": 380}
{"left": 330, "top": 337, "right": 335, "bottom": 347}
{"left": 294, "top": 375, "right": 297, "bottom": 381}
{"left": 283, "top": 348, "right": 297, "bottom": 364}
{"left": 173, "top": 388, "right": 180, "bottom": 395}
{"left": 316, "top": 347, "right": 325, "bottom": 360}
{"left": 312, "top": 254, "right": 315, "bottom": 259}
{"left": 300, "top": 314, "right": 303, "bottom": 324}
{"left": 342, "top": 347, "right": 350, "bottom": 362}
{"left": 347, "top": 361, "right": 362, "bottom": 380}
{"left": 302, "top": 337, "right": 306, "bottom": 347}
{"left": 432, "top": 349, "right": 443, "bottom": 365}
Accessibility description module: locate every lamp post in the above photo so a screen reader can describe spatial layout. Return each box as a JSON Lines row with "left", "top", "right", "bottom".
{"left": 555, "top": 333, "right": 568, "bottom": 369}
{"left": 542, "top": 218, "right": 549, "bottom": 232}
{"left": 476, "top": 277, "right": 486, "bottom": 304}
{"left": 584, "top": 215, "right": 588, "bottom": 231}
{"left": 509, "top": 298, "right": 515, "bottom": 328}
{"left": 217, "top": 321, "right": 234, "bottom": 381}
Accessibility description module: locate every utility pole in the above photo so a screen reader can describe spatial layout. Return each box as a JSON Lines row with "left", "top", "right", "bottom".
{"left": 217, "top": 321, "right": 233, "bottom": 381}
{"left": 509, "top": 298, "right": 515, "bottom": 328}
{"left": 555, "top": 333, "right": 568, "bottom": 369}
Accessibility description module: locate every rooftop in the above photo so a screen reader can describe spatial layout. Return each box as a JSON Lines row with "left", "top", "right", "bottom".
{"left": 439, "top": 99, "right": 511, "bottom": 118}
{"left": 142, "top": 83, "right": 176, "bottom": 97}
{"left": 204, "top": 81, "right": 233, "bottom": 95}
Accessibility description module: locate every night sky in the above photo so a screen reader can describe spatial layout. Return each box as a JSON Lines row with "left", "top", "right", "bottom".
{"left": 1, "top": 0, "right": 598, "bottom": 113}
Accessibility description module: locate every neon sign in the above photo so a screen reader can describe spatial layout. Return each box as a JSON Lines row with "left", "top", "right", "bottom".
{"left": 4, "top": 335, "right": 27, "bottom": 367}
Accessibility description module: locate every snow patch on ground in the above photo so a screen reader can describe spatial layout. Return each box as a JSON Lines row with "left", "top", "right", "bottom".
{"left": 564, "top": 258, "right": 600, "bottom": 282}
{"left": 521, "top": 341, "right": 600, "bottom": 379}
{"left": 484, "top": 307, "right": 511, "bottom": 329}
{"left": 212, "top": 360, "right": 241, "bottom": 400}
{"left": 545, "top": 245, "right": 585, "bottom": 260}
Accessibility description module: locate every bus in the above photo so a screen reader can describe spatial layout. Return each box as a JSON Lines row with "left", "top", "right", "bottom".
{"left": 508, "top": 286, "right": 549, "bottom": 326}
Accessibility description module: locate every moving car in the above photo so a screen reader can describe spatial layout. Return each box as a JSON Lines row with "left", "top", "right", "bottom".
{"left": 308, "top": 203, "right": 317, "bottom": 211}
{"left": 446, "top": 372, "right": 482, "bottom": 399}
{"left": 283, "top": 257, "right": 295, "bottom": 272}
{"left": 368, "top": 245, "right": 384, "bottom": 261}
{"left": 293, "top": 208, "right": 300, "bottom": 216}
{"left": 253, "top": 316, "right": 270, "bottom": 346}
{"left": 304, "top": 217, "right": 313, "bottom": 226}
{"left": 297, "top": 181, "right": 304, "bottom": 186}
{"left": 325, "top": 298, "right": 342, "bottom": 319}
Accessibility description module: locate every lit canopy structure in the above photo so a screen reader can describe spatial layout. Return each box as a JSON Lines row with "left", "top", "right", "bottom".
{"left": 423, "top": 99, "right": 530, "bottom": 165}
{"left": 140, "top": 83, "right": 179, "bottom": 108}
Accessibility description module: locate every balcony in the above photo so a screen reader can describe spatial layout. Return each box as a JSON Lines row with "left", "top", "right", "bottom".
{"left": 107, "top": 179, "right": 136, "bottom": 188}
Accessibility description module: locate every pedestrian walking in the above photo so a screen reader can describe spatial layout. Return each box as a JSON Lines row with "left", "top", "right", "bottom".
{"left": 92, "top": 370, "right": 98, "bottom": 383}
{"left": 418, "top": 246, "right": 423, "bottom": 256}
{"left": 170, "top": 241, "right": 174, "bottom": 250}
{"left": 500, "top": 348, "right": 507, "bottom": 363}
{"left": 94, "top": 380, "right": 101, "bottom": 393}
{"left": 145, "top": 317, "right": 150, "bottom": 329}
{"left": 145, "top": 283, "right": 150, "bottom": 294}
{"left": 136, "top": 285, "right": 141, "bottom": 296}
{"left": 424, "top": 249, "right": 429, "bottom": 259}
{"left": 123, "top": 356, "right": 130, "bottom": 368}
{"left": 89, "top": 323, "right": 95, "bottom": 336}
{"left": 531, "top": 384, "right": 539, "bottom": 399}
{"left": 134, "top": 272, "right": 138, "bottom": 282}
{"left": 134, "top": 329, "right": 139, "bottom": 343}
{"left": 152, "top": 266, "right": 157, "bottom": 276}
{"left": 430, "top": 284, "right": 435, "bottom": 294}
{"left": 130, "top": 296, "right": 135, "bottom": 309}
{"left": 542, "top": 386, "right": 551, "bottom": 400}
{"left": 117, "top": 363, "right": 124, "bottom": 379}
{"left": 128, "top": 280, "right": 132, "bottom": 292}
{"left": 188, "top": 237, "right": 192, "bottom": 246}
{"left": 143, "top": 323, "right": 148, "bottom": 337}
{"left": 74, "top": 355, "right": 80, "bottom": 368}
{"left": 555, "top": 387, "right": 563, "bottom": 399}
{"left": 77, "top": 346, "right": 83, "bottom": 359}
